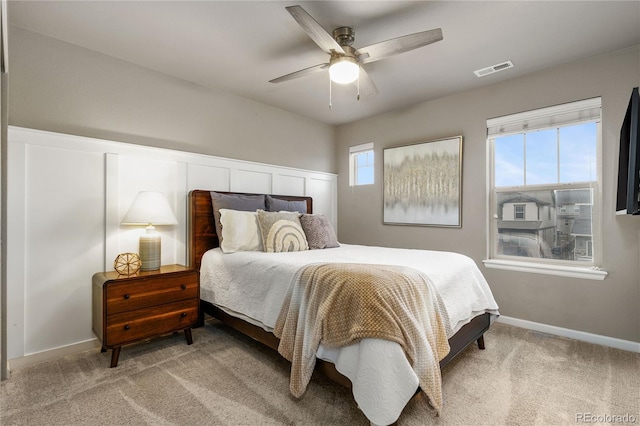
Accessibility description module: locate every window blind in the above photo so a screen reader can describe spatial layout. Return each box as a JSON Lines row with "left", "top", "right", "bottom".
{"left": 349, "top": 142, "right": 373, "bottom": 154}
{"left": 487, "top": 97, "right": 601, "bottom": 137}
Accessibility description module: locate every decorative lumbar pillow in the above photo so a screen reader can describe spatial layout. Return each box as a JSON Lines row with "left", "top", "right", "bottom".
{"left": 219, "top": 209, "right": 262, "bottom": 253}
{"left": 256, "top": 210, "right": 309, "bottom": 253}
{"left": 299, "top": 214, "right": 340, "bottom": 249}
{"left": 266, "top": 195, "right": 308, "bottom": 214}
{"left": 210, "top": 192, "right": 265, "bottom": 245}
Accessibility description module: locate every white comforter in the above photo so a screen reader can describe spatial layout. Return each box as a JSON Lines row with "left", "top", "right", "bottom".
{"left": 200, "top": 244, "right": 499, "bottom": 425}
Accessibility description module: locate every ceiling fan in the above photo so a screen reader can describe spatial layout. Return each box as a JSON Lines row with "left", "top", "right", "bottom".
{"left": 269, "top": 5, "right": 443, "bottom": 99}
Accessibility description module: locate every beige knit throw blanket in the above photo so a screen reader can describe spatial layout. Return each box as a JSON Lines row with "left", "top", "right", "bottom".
{"left": 273, "top": 262, "right": 452, "bottom": 413}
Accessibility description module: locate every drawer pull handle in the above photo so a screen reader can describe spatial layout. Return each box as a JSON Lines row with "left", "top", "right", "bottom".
{"left": 123, "top": 294, "right": 130, "bottom": 300}
{"left": 181, "top": 312, "right": 188, "bottom": 318}
{"left": 181, "top": 284, "right": 187, "bottom": 290}
{"left": 124, "top": 324, "right": 131, "bottom": 330}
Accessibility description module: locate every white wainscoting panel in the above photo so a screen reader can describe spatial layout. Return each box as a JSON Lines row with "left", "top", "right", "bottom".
{"left": 7, "top": 126, "right": 337, "bottom": 363}
{"left": 275, "top": 174, "right": 306, "bottom": 196}
{"left": 232, "top": 169, "right": 273, "bottom": 194}
{"left": 109, "top": 155, "right": 183, "bottom": 270}
{"left": 7, "top": 140, "right": 27, "bottom": 359}
{"left": 306, "top": 177, "right": 336, "bottom": 225}
{"left": 23, "top": 144, "right": 105, "bottom": 356}
{"left": 186, "top": 164, "right": 231, "bottom": 192}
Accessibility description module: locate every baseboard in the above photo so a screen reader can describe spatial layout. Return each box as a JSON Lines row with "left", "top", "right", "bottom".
{"left": 8, "top": 338, "right": 100, "bottom": 371}
{"left": 496, "top": 316, "right": 640, "bottom": 353}
{"left": 7, "top": 318, "right": 639, "bottom": 371}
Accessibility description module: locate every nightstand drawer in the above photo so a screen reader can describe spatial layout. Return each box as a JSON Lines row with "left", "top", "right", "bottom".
{"left": 106, "top": 299, "right": 198, "bottom": 346}
{"left": 106, "top": 274, "right": 198, "bottom": 314}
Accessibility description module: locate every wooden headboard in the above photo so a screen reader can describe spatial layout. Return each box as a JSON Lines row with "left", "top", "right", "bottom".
{"left": 187, "top": 190, "right": 313, "bottom": 271}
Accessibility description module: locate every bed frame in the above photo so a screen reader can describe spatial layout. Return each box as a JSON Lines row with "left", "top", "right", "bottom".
{"left": 188, "top": 189, "right": 490, "bottom": 388}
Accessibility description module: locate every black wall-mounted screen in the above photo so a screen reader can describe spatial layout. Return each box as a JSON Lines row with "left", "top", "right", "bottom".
{"left": 616, "top": 87, "right": 640, "bottom": 215}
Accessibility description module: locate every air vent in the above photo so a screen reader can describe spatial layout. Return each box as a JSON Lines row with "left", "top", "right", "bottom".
{"left": 474, "top": 61, "right": 514, "bottom": 77}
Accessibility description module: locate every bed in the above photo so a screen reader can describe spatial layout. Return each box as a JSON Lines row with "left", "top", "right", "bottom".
{"left": 188, "top": 190, "right": 499, "bottom": 425}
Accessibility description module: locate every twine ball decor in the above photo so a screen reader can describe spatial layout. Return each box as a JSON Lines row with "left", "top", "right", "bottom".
{"left": 114, "top": 252, "right": 142, "bottom": 275}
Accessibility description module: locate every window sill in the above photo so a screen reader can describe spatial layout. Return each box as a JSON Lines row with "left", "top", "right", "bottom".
{"left": 482, "top": 259, "right": 608, "bottom": 280}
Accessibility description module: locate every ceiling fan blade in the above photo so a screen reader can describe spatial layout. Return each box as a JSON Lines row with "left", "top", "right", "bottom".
{"left": 269, "top": 63, "right": 329, "bottom": 84}
{"left": 355, "top": 28, "right": 443, "bottom": 64}
{"left": 356, "top": 67, "right": 378, "bottom": 97}
{"left": 286, "top": 5, "right": 345, "bottom": 55}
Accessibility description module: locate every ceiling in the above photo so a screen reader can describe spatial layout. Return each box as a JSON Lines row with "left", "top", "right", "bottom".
{"left": 7, "top": 1, "right": 640, "bottom": 126}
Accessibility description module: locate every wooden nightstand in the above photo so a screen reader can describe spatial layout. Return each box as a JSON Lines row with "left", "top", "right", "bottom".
{"left": 92, "top": 264, "right": 199, "bottom": 367}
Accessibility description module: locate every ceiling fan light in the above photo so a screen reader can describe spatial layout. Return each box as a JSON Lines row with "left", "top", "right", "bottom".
{"left": 329, "top": 58, "right": 359, "bottom": 84}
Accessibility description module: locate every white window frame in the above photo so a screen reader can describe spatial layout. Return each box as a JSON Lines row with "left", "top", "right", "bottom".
{"left": 349, "top": 142, "right": 374, "bottom": 186}
{"left": 483, "top": 98, "right": 607, "bottom": 280}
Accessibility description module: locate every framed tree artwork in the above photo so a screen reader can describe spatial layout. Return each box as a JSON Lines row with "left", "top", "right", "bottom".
{"left": 383, "top": 136, "right": 462, "bottom": 227}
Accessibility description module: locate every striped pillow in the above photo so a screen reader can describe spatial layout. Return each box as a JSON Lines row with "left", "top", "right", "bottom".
{"left": 256, "top": 210, "right": 309, "bottom": 253}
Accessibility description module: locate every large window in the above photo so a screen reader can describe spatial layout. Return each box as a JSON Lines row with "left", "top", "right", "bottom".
{"left": 349, "top": 142, "right": 374, "bottom": 186}
{"left": 486, "top": 98, "right": 605, "bottom": 277}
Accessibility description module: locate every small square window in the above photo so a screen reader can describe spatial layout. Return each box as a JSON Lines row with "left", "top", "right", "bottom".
{"left": 349, "top": 143, "right": 374, "bottom": 186}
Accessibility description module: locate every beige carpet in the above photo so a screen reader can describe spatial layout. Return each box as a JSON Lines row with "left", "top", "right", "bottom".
{"left": 1, "top": 321, "right": 638, "bottom": 425}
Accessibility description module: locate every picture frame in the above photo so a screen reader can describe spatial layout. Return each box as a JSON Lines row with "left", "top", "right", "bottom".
{"left": 383, "top": 136, "right": 462, "bottom": 227}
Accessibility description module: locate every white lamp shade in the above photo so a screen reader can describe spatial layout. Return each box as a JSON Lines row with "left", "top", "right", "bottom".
{"left": 121, "top": 191, "right": 178, "bottom": 226}
{"left": 329, "top": 58, "right": 359, "bottom": 84}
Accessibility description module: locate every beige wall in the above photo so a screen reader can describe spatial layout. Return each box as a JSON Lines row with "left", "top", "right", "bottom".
{"left": 337, "top": 45, "right": 640, "bottom": 342}
{"left": 8, "top": 24, "right": 640, "bottom": 343}
{"left": 8, "top": 26, "right": 336, "bottom": 174}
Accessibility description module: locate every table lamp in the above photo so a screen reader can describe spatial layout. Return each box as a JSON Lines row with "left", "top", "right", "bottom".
{"left": 121, "top": 191, "right": 178, "bottom": 271}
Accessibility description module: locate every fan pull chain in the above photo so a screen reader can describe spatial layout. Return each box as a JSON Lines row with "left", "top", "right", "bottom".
{"left": 329, "top": 73, "right": 332, "bottom": 110}
{"left": 357, "top": 64, "right": 361, "bottom": 101}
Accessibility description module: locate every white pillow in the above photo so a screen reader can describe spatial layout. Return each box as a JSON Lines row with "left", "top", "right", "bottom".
{"left": 219, "top": 209, "right": 262, "bottom": 253}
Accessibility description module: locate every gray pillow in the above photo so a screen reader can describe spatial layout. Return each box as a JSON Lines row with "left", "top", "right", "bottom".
{"left": 266, "top": 195, "right": 308, "bottom": 213}
{"left": 256, "top": 210, "right": 309, "bottom": 253}
{"left": 210, "top": 192, "right": 266, "bottom": 244}
{"left": 300, "top": 214, "right": 340, "bottom": 249}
